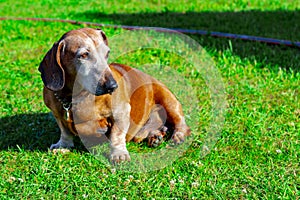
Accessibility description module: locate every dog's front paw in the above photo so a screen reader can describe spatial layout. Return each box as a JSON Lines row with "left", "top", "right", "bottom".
{"left": 110, "top": 149, "right": 131, "bottom": 163}
{"left": 50, "top": 139, "right": 74, "bottom": 150}
{"left": 171, "top": 131, "right": 185, "bottom": 145}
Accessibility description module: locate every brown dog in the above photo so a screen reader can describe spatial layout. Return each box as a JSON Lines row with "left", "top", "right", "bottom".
{"left": 39, "top": 28, "right": 191, "bottom": 162}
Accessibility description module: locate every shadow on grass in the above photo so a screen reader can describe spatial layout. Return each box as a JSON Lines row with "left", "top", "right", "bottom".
{"left": 0, "top": 113, "right": 85, "bottom": 151}
{"left": 76, "top": 10, "right": 300, "bottom": 71}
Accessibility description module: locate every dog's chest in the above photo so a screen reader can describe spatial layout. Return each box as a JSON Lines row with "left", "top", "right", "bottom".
{"left": 71, "top": 94, "right": 112, "bottom": 123}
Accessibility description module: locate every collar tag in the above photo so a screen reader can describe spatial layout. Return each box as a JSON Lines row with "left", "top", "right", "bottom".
{"left": 63, "top": 105, "right": 72, "bottom": 122}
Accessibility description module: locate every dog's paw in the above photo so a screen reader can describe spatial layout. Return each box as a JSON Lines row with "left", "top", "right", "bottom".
{"left": 171, "top": 131, "right": 185, "bottom": 145}
{"left": 147, "top": 126, "right": 167, "bottom": 147}
{"left": 148, "top": 131, "right": 163, "bottom": 147}
{"left": 110, "top": 149, "right": 131, "bottom": 163}
{"left": 50, "top": 139, "right": 74, "bottom": 150}
{"left": 52, "top": 148, "right": 71, "bottom": 154}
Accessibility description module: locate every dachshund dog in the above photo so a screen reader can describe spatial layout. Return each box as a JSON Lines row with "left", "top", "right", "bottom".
{"left": 39, "top": 28, "right": 191, "bottom": 162}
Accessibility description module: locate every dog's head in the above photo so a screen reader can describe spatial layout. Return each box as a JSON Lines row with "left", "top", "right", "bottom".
{"left": 38, "top": 28, "right": 118, "bottom": 96}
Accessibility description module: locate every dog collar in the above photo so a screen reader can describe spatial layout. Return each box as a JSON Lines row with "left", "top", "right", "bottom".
{"left": 53, "top": 92, "right": 78, "bottom": 135}
{"left": 54, "top": 92, "right": 72, "bottom": 110}
{"left": 54, "top": 92, "right": 73, "bottom": 123}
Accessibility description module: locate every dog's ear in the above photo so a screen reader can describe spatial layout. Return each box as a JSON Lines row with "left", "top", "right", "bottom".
{"left": 98, "top": 29, "right": 108, "bottom": 46}
{"left": 38, "top": 40, "right": 65, "bottom": 91}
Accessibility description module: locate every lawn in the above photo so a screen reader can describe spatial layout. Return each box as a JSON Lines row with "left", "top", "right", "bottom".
{"left": 0, "top": 0, "right": 299, "bottom": 199}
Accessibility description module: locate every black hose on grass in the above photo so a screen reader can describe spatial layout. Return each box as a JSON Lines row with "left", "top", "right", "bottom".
{"left": 1, "top": 16, "right": 300, "bottom": 48}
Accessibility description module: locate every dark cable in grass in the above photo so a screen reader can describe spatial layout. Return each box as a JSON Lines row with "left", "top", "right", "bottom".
{"left": 1, "top": 16, "right": 300, "bottom": 48}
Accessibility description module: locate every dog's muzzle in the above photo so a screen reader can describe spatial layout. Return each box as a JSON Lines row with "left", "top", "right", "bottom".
{"left": 95, "top": 76, "right": 118, "bottom": 96}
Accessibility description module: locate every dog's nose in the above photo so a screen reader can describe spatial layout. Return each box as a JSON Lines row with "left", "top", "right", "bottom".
{"left": 104, "top": 79, "right": 118, "bottom": 93}
{"left": 105, "top": 82, "right": 118, "bottom": 93}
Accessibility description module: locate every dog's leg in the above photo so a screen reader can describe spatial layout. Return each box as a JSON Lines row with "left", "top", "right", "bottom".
{"left": 50, "top": 117, "right": 74, "bottom": 149}
{"left": 110, "top": 103, "right": 131, "bottom": 163}
{"left": 133, "top": 105, "right": 165, "bottom": 142}
{"left": 133, "top": 104, "right": 168, "bottom": 147}
{"left": 171, "top": 117, "right": 191, "bottom": 144}
{"left": 166, "top": 104, "right": 191, "bottom": 144}
{"left": 156, "top": 86, "right": 191, "bottom": 145}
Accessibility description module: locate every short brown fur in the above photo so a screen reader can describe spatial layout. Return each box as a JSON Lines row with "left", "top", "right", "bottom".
{"left": 39, "top": 28, "right": 191, "bottom": 163}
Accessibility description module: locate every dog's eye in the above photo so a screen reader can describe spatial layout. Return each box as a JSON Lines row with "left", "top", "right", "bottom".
{"left": 79, "top": 52, "right": 89, "bottom": 59}
{"left": 105, "top": 50, "right": 110, "bottom": 59}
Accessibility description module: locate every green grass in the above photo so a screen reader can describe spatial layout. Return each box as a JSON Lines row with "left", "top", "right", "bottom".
{"left": 1, "top": 0, "right": 300, "bottom": 199}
